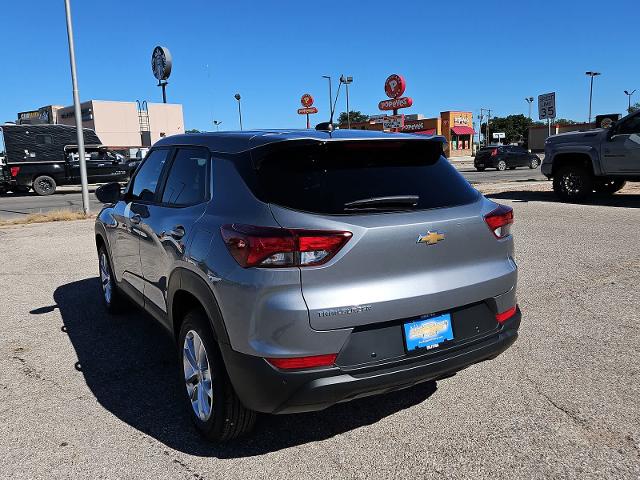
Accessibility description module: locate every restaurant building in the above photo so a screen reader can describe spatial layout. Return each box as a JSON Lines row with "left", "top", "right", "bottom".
{"left": 343, "top": 110, "right": 475, "bottom": 157}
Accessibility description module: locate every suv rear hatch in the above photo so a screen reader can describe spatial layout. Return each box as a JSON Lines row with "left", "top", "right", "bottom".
{"left": 247, "top": 138, "right": 516, "bottom": 330}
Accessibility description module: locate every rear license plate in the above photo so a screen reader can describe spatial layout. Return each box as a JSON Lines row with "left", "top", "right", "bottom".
{"left": 403, "top": 313, "right": 454, "bottom": 352}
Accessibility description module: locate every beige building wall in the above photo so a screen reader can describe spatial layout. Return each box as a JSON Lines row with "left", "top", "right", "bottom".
{"left": 147, "top": 103, "right": 185, "bottom": 144}
{"left": 91, "top": 101, "right": 141, "bottom": 147}
{"left": 56, "top": 100, "right": 185, "bottom": 147}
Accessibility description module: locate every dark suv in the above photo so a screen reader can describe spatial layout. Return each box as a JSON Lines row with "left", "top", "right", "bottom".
{"left": 95, "top": 130, "right": 520, "bottom": 441}
{"left": 475, "top": 145, "right": 541, "bottom": 171}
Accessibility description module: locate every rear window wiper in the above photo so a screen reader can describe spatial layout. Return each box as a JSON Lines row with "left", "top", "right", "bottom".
{"left": 344, "top": 195, "right": 419, "bottom": 211}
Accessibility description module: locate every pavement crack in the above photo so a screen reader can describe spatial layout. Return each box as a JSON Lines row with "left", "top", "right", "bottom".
{"left": 10, "top": 352, "right": 62, "bottom": 389}
{"left": 523, "top": 373, "right": 587, "bottom": 427}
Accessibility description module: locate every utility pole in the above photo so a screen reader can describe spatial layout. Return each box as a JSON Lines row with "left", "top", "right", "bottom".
{"left": 480, "top": 108, "right": 492, "bottom": 145}
{"left": 63, "top": 0, "right": 89, "bottom": 215}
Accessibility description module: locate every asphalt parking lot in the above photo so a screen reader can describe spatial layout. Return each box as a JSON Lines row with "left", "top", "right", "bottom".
{"left": 1, "top": 188, "right": 639, "bottom": 479}
{"left": 0, "top": 162, "right": 547, "bottom": 221}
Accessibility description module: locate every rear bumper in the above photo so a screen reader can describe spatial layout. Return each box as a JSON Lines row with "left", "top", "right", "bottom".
{"left": 221, "top": 308, "right": 520, "bottom": 414}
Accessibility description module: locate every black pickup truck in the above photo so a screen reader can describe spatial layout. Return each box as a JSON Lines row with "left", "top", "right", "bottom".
{"left": 0, "top": 124, "right": 130, "bottom": 195}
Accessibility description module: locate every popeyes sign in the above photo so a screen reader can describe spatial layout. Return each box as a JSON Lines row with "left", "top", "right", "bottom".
{"left": 379, "top": 74, "right": 413, "bottom": 112}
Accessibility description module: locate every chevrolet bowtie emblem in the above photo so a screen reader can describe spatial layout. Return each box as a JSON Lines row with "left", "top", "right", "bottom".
{"left": 417, "top": 231, "right": 445, "bottom": 245}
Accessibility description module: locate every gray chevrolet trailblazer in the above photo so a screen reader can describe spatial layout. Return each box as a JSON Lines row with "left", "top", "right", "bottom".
{"left": 94, "top": 129, "right": 520, "bottom": 441}
{"left": 543, "top": 110, "right": 640, "bottom": 201}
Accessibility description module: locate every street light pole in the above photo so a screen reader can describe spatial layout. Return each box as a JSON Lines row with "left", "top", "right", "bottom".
{"left": 525, "top": 97, "right": 534, "bottom": 120}
{"left": 63, "top": 0, "right": 89, "bottom": 215}
{"left": 585, "top": 71, "right": 601, "bottom": 124}
{"left": 624, "top": 89, "right": 636, "bottom": 113}
{"left": 340, "top": 75, "right": 353, "bottom": 129}
{"left": 322, "top": 75, "right": 333, "bottom": 125}
{"left": 213, "top": 120, "right": 222, "bottom": 132}
{"left": 234, "top": 93, "right": 243, "bottom": 131}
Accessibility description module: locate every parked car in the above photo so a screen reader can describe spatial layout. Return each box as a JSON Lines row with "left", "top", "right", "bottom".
{"left": 0, "top": 124, "right": 130, "bottom": 195}
{"left": 474, "top": 145, "right": 541, "bottom": 171}
{"left": 95, "top": 129, "right": 521, "bottom": 441}
{"left": 543, "top": 110, "right": 640, "bottom": 201}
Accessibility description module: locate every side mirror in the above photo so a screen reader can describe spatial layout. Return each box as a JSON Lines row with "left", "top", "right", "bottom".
{"left": 95, "top": 182, "right": 122, "bottom": 204}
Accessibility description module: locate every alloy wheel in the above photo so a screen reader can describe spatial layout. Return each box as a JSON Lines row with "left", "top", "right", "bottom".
{"left": 38, "top": 179, "right": 53, "bottom": 193}
{"left": 99, "top": 252, "right": 112, "bottom": 305}
{"left": 497, "top": 161, "right": 507, "bottom": 171}
{"left": 561, "top": 172, "right": 583, "bottom": 195}
{"left": 183, "top": 330, "right": 214, "bottom": 421}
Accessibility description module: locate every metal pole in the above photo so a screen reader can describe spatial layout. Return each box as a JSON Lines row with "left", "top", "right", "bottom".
{"left": 237, "top": 100, "right": 243, "bottom": 131}
{"left": 161, "top": 82, "right": 167, "bottom": 103}
{"left": 328, "top": 80, "right": 333, "bottom": 121}
{"left": 588, "top": 75, "right": 594, "bottom": 124}
{"left": 63, "top": 0, "right": 89, "bottom": 215}
{"left": 346, "top": 83, "right": 350, "bottom": 129}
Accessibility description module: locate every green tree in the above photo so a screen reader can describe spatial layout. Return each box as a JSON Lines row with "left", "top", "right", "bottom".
{"left": 480, "top": 114, "right": 533, "bottom": 145}
{"left": 629, "top": 102, "right": 640, "bottom": 114}
{"left": 553, "top": 118, "right": 578, "bottom": 126}
{"left": 185, "top": 128, "right": 201, "bottom": 133}
{"left": 338, "top": 111, "right": 369, "bottom": 125}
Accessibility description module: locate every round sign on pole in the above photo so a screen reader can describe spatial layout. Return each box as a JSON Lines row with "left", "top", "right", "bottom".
{"left": 384, "top": 74, "right": 406, "bottom": 99}
{"left": 151, "top": 46, "right": 172, "bottom": 81}
{"left": 301, "top": 93, "right": 314, "bottom": 108}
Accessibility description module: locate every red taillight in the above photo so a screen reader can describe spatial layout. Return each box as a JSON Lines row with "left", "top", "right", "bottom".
{"left": 10, "top": 166, "right": 20, "bottom": 177}
{"left": 496, "top": 305, "right": 517, "bottom": 324}
{"left": 266, "top": 353, "right": 338, "bottom": 370}
{"left": 490, "top": 148, "right": 498, "bottom": 157}
{"left": 484, "top": 204, "right": 513, "bottom": 238}
{"left": 220, "top": 224, "right": 352, "bottom": 268}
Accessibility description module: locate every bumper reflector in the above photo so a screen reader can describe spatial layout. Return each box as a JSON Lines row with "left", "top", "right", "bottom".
{"left": 496, "top": 306, "right": 517, "bottom": 324}
{"left": 266, "top": 353, "right": 338, "bottom": 370}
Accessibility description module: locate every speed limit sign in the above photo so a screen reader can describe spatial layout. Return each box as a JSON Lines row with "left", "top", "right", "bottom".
{"left": 538, "top": 92, "right": 556, "bottom": 120}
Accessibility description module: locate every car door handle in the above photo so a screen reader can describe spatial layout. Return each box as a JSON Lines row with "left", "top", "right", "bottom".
{"left": 168, "top": 226, "right": 185, "bottom": 239}
{"left": 130, "top": 214, "right": 141, "bottom": 225}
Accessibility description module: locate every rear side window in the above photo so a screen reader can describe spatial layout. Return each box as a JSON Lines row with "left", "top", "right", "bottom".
{"left": 130, "top": 149, "right": 169, "bottom": 201}
{"left": 248, "top": 140, "right": 478, "bottom": 215}
{"left": 161, "top": 148, "right": 210, "bottom": 206}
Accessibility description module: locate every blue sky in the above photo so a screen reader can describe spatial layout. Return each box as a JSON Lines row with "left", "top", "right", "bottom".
{"left": 1, "top": 0, "right": 638, "bottom": 131}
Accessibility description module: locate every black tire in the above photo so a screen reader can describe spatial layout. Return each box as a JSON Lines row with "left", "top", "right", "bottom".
{"left": 497, "top": 160, "right": 507, "bottom": 171}
{"left": 529, "top": 157, "right": 540, "bottom": 169}
{"left": 553, "top": 166, "right": 593, "bottom": 202}
{"left": 475, "top": 167, "right": 486, "bottom": 172}
{"left": 33, "top": 175, "right": 56, "bottom": 196}
{"left": 98, "top": 245, "right": 128, "bottom": 313}
{"left": 178, "top": 309, "right": 256, "bottom": 442}
{"left": 594, "top": 179, "right": 626, "bottom": 195}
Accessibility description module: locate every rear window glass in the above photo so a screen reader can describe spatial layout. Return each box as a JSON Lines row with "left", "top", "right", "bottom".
{"left": 247, "top": 140, "right": 478, "bottom": 215}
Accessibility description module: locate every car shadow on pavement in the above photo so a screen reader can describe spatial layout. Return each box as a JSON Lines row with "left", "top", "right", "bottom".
{"left": 486, "top": 190, "right": 640, "bottom": 208}
{"left": 45, "top": 277, "right": 437, "bottom": 458}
